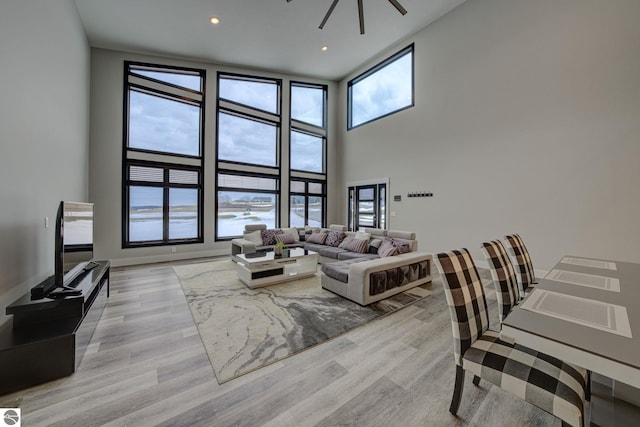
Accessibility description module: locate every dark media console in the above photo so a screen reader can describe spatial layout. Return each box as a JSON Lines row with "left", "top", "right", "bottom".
{"left": 0, "top": 260, "right": 110, "bottom": 395}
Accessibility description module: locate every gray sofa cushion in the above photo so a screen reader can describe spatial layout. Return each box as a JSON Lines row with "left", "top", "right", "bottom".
{"left": 321, "top": 258, "right": 364, "bottom": 283}
{"left": 337, "top": 251, "right": 378, "bottom": 261}
{"left": 318, "top": 246, "right": 348, "bottom": 259}
{"left": 303, "top": 242, "right": 330, "bottom": 253}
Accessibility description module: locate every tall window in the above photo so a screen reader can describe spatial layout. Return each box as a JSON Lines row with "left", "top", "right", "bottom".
{"left": 348, "top": 44, "right": 414, "bottom": 129}
{"left": 290, "top": 180, "right": 325, "bottom": 228}
{"left": 123, "top": 62, "right": 205, "bottom": 247}
{"left": 216, "top": 73, "right": 282, "bottom": 239}
{"left": 289, "top": 82, "right": 327, "bottom": 227}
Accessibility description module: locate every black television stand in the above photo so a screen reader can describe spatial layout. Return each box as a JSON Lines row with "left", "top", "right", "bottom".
{"left": 83, "top": 260, "right": 100, "bottom": 271}
{"left": 0, "top": 260, "right": 110, "bottom": 395}
{"left": 48, "top": 286, "right": 83, "bottom": 298}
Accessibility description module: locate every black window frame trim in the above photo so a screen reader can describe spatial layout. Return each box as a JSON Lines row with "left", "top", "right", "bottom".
{"left": 347, "top": 43, "right": 415, "bottom": 130}
{"left": 290, "top": 80, "right": 328, "bottom": 129}
{"left": 288, "top": 178, "right": 327, "bottom": 228}
{"left": 289, "top": 127, "right": 327, "bottom": 175}
{"left": 123, "top": 159, "right": 204, "bottom": 248}
{"left": 122, "top": 61, "right": 206, "bottom": 248}
{"left": 218, "top": 71, "right": 282, "bottom": 116}
{"left": 215, "top": 169, "right": 282, "bottom": 241}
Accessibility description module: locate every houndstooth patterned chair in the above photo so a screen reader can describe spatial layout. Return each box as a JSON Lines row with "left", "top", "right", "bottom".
{"left": 434, "top": 249, "right": 588, "bottom": 427}
{"left": 481, "top": 240, "right": 520, "bottom": 322}
{"left": 504, "top": 234, "right": 537, "bottom": 297}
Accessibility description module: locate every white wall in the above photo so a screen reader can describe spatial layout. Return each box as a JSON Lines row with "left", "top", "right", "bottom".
{"left": 0, "top": 0, "right": 90, "bottom": 325}
{"left": 89, "top": 48, "right": 338, "bottom": 266}
{"left": 337, "top": 0, "right": 640, "bottom": 270}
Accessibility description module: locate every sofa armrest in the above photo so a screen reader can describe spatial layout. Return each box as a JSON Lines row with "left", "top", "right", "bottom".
{"left": 347, "top": 252, "right": 432, "bottom": 303}
{"left": 348, "top": 252, "right": 430, "bottom": 278}
{"left": 231, "top": 238, "right": 257, "bottom": 258}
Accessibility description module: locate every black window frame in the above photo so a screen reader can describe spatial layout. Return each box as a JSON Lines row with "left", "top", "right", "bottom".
{"left": 347, "top": 44, "right": 415, "bottom": 130}
{"left": 215, "top": 170, "right": 281, "bottom": 241}
{"left": 215, "top": 72, "right": 283, "bottom": 241}
{"left": 288, "top": 81, "right": 328, "bottom": 228}
{"left": 122, "top": 61, "right": 206, "bottom": 248}
{"left": 289, "top": 179, "right": 327, "bottom": 228}
{"left": 123, "top": 159, "right": 204, "bottom": 247}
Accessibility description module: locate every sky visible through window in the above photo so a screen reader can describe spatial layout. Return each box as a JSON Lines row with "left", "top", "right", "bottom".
{"left": 128, "top": 71, "right": 334, "bottom": 240}
{"left": 291, "top": 131, "right": 323, "bottom": 173}
{"left": 219, "top": 77, "right": 278, "bottom": 113}
{"left": 129, "top": 91, "right": 200, "bottom": 156}
{"left": 350, "top": 49, "right": 413, "bottom": 128}
{"left": 126, "top": 66, "right": 204, "bottom": 244}
{"left": 217, "top": 112, "right": 277, "bottom": 166}
{"left": 291, "top": 85, "right": 323, "bottom": 127}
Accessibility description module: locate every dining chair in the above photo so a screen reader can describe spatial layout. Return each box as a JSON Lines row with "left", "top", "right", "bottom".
{"left": 504, "top": 233, "right": 537, "bottom": 298}
{"left": 481, "top": 240, "right": 520, "bottom": 322}
{"left": 434, "top": 249, "right": 588, "bottom": 427}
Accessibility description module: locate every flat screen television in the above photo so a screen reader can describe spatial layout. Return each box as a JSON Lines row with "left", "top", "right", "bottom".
{"left": 51, "top": 201, "right": 96, "bottom": 295}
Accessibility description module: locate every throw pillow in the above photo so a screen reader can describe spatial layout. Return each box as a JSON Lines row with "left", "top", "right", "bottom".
{"left": 306, "top": 231, "right": 328, "bottom": 244}
{"left": 262, "top": 229, "right": 283, "bottom": 245}
{"left": 368, "top": 238, "right": 383, "bottom": 254}
{"left": 344, "top": 236, "right": 369, "bottom": 254}
{"left": 339, "top": 236, "right": 354, "bottom": 249}
{"left": 274, "top": 233, "right": 296, "bottom": 244}
{"left": 280, "top": 227, "right": 300, "bottom": 241}
{"left": 243, "top": 229, "right": 263, "bottom": 245}
{"left": 393, "top": 240, "right": 411, "bottom": 254}
{"left": 325, "top": 231, "right": 346, "bottom": 247}
{"left": 378, "top": 240, "right": 398, "bottom": 257}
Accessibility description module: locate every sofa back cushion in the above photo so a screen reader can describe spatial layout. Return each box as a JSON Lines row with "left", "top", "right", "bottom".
{"left": 243, "top": 229, "right": 264, "bottom": 245}
{"left": 280, "top": 227, "right": 300, "bottom": 241}
{"left": 329, "top": 224, "right": 347, "bottom": 231}
{"left": 245, "top": 224, "right": 267, "bottom": 233}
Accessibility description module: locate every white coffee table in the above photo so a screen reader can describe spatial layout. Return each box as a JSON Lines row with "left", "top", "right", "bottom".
{"left": 235, "top": 248, "right": 318, "bottom": 289}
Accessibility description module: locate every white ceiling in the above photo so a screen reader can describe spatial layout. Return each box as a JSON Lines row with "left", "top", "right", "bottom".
{"left": 74, "top": 0, "right": 467, "bottom": 81}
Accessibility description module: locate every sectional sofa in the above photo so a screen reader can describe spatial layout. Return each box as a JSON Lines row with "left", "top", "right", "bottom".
{"left": 231, "top": 224, "right": 432, "bottom": 305}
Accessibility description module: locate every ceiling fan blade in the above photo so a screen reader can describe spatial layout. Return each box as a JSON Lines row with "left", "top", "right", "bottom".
{"left": 319, "top": 0, "right": 340, "bottom": 29}
{"left": 358, "top": 0, "right": 365, "bottom": 34}
{"left": 388, "top": 0, "right": 407, "bottom": 15}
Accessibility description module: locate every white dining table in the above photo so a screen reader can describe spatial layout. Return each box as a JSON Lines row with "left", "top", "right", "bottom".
{"left": 501, "top": 255, "right": 640, "bottom": 390}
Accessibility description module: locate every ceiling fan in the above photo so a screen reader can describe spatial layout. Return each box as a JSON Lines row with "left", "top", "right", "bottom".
{"left": 286, "top": 0, "right": 408, "bottom": 35}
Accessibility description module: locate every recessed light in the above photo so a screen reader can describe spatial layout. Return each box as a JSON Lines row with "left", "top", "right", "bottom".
{"left": 321, "top": 45, "right": 328, "bottom": 52}
{"left": 210, "top": 16, "right": 220, "bottom": 25}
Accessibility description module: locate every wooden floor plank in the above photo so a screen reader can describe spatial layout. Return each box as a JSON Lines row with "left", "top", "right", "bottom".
{"left": 0, "top": 256, "right": 573, "bottom": 426}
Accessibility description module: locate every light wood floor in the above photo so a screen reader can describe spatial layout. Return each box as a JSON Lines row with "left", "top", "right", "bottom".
{"left": 0, "top": 257, "right": 562, "bottom": 427}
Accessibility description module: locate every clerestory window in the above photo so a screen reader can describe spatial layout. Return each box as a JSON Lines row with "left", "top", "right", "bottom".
{"left": 348, "top": 44, "right": 414, "bottom": 130}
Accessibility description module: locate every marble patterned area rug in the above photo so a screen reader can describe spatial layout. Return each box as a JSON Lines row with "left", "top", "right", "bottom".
{"left": 174, "top": 259, "right": 433, "bottom": 384}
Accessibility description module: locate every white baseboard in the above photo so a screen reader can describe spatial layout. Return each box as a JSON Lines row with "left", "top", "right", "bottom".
{"left": 108, "top": 248, "right": 230, "bottom": 267}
